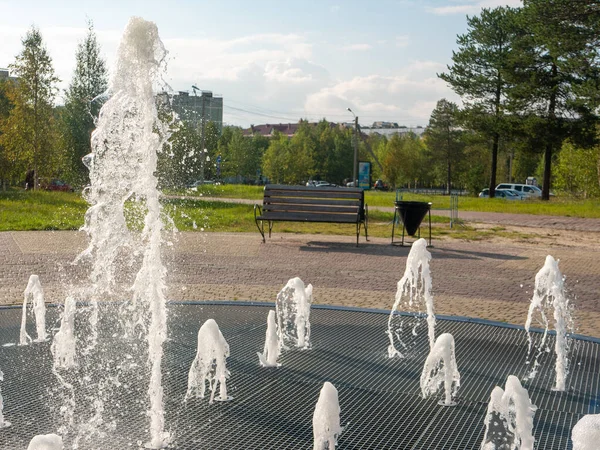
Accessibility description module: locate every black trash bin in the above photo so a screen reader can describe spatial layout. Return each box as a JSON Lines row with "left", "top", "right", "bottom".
{"left": 391, "top": 201, "right": 432, "bottom": 246}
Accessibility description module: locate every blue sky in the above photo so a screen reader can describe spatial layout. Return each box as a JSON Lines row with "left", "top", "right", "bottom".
{"left": 0, "top": 0, "right": 521, "bottom": 127}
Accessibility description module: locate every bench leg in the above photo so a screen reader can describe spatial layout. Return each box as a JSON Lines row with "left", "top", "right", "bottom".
{"left": 255, "top": 219, "right": 265, "bottom": 243}
{"left": 356, "top": 223, "right": 360, "bottom": 247}
{"left": 268, "top": 221, "right": 273, "bottom": 238}
{"left": 364, "top": 206, "right": 369, "bottom": 242}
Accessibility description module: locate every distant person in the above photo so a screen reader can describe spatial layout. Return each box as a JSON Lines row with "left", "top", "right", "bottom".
{"left": 25, "top": 170, "right": 35, "bottom": 190}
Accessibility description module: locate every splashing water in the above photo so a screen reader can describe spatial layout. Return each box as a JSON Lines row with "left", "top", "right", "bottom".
{"left": 258, "top": 310, "right": 281, "bottom": 367}
{"left": 524, "top": 255, "right": 574, "bottom": 391}
{"left": 0, "top": 369, "right": 10, "bottom": 429}
{"left": 420, "top": 333, "right": 460, "bottom": 406}
{"left": 387, "top": 238, "right": 435, "bottom": 358}
{"left": 276, "top": 277, "right": 313, "bottom": 350}
{"left": 480, "top": 375, "right": 537, "bottom": 450}
{"left": 313, "top": 382, "right": 342, "bottom": 450}
{"left": 51, "top": 296, "right": 77, "bottom": 369}
{"left": 186, "top": 319, "right": 232, "bottom": 404}
{"left": 572, "top": 414, "right": 600, "bottom": 450}
{"left": 19, "top": 275, "right": 47, "bottom": 345}
{"left": 27, "top": 434, "right": 64, "bottom": 450}
{"left": 49, "top": 17, "right": 172, "bottom": 448}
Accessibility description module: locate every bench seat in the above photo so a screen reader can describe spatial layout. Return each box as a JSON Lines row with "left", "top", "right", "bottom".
{"left": 254, "top": 185, "right": 368, "bottom": 246}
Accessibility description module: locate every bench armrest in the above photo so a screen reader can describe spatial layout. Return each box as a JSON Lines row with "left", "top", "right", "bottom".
{"left": 254, "top": 203, "right": 262, "bottom": 220}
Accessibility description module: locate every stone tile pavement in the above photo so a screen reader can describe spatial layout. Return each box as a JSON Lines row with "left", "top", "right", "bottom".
{"left": 2, "top": 230, "right": 600, "bottom": 337}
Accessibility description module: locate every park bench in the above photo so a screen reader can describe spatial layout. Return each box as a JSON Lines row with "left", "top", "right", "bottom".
{"left": 254, "top": 184, "right": 368, "bottom": 246}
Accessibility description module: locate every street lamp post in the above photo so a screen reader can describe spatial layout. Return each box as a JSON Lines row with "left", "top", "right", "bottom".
{"left": 347, "top": 108, "right": 358, "bottom": 187}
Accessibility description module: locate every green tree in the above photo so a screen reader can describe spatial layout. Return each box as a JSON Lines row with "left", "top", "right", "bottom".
{"left": 507, "top": 0, "right": 600, "bottom": 199}
{"left": 62, "top": 22, "right": 108, "bottom": 185}
{"left": 439, "top": 6, "right": 519, "bottom": 198}
{"left": 383, "top": 133, "right": 427, "bottom": 189}
{"left": 424, "top": 99, "right": 464, "bottom": 194}
{"left": 0, "top": 79, "right": 15, "bottom": 189}
{"left": 0, "top": 26, "right": 60, "bottom": 188}
{"left": 554, "top": 140, "right": 600, "bottom": 198}
{"left": 262, "top": 131, "right": 289, "bottom": 184}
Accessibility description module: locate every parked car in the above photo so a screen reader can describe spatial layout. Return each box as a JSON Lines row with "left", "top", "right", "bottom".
{"left": 496, "top": 183, "right": 542, "bottom": 197}
{"left": 43, "top": 179, "right": 74, "bottom": 192}
{"left": 373, "top": 179, "right": 390, "bottom": 191}
{"left": 498, "top": 189, "right": 526, "bottom": 200}
{"left": 478, "top": 188, "right": 522, "bottom": 200}
{"left": 187, "top": 180, "right": 215, "bottom": 188}
{"left": 307, "top": 180, "right": 335, "bottom": 187}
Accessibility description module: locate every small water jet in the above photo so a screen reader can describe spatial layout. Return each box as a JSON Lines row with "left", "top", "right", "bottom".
{"left": 572, "top": 413, "right": 600, "bottom": 450}
{"left": 19, "top": 274, "right": 47, "bottom": 345}
{"left": 0, "top": 368, "right": 10, "bottom": 429}
{"left": 27, "top": 433, "right": 63, "bottom": 450}
{"left": 257, "top": 310, "right": 280, "bottom": 367}
{"left": 524, "top": 255, "right": 573, "bottom": 391}
{"left": 313, "top": 381, "right": 342, "bottom": 450}
{"left": 420, "top": 333, "right": 460, "bottom": 406}
{"left": 480, "top": 375, "right": 537, "bottom": 450}
{"left": 186, "top": 319, "right": 232, "bottom": 404}
{"left": 276, "top": 277, "right": 313, "bottom": 350}
{"left": 387, "top": 238, "right": 435, "bottom": 358}
{"left": 51, "top": 296, "right": 77, "bottom": 369}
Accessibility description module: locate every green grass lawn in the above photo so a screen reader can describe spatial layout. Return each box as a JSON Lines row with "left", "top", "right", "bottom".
{"left": 170, "top": 184, "right": 600, "bottom": 218}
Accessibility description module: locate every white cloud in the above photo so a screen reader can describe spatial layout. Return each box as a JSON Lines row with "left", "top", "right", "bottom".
{"left": 342, "top": 43, "right": 372, "bottom": 51}
{"left": 330, "top": 5, "right": 341, "bottom": 13}
{"left": 304, "top": 62, "right": 458, "bottom": 125}
{"left": 429, "top": 0, "right": 522, "bottom": 15}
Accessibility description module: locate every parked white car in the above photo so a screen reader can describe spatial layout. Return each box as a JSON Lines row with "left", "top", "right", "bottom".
{"left": 496, "top": 183, "right": 542, "bottom": 197}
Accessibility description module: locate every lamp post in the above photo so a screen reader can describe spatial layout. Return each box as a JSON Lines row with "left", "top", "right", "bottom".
{"left": 347, "top": 108, "right": 358, "bottom": 187}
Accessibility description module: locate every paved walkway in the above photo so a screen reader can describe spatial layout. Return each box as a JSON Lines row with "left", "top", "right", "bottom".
{"left": 2, "top": 230, "right": 600, "bottom": 338}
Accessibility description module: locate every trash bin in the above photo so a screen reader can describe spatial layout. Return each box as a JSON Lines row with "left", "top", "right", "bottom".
{"left": 391, "top": 201, "right": 432, "bottom": 246}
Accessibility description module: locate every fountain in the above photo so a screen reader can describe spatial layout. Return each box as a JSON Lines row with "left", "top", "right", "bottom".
{"left": 525, "top": 255, "right": 573, "bottom": 391}
{"left": 0, "top": 369, "right": 10, "bottom": 429}
{"left": 480, "top": 375, "right": 537, "bottom": 450}
{"left": 186, "top": 319, "right": 232, "bottom": 404}
{"left": 27, "top": 434, "right": 63, "bottom": 450}
{"left": 387, "top": 237, "right": 435, "bottom": 358}
{"left": 276, "top": 277, "right": 313, "bottom": 350}
{"left": 51, "top": 297, "right": 77, "bottom": 369}
{"left": 313, "top": 382, "right": 342, "bottom": 450}
{"left": 257, "top": 310, "right": 280, "bottom": 367}
{"left": 572, "top": 414, "right": 600, "bottom": 450}
{"left": 20, "top": 275, "right": 47, "bottom": 345}
{"left": 420, "top": 333, "right": 460, "bottom": 406}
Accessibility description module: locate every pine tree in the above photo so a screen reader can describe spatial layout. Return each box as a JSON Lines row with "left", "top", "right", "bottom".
{"left": 507, "top": 0, "right": 600, "bottom": 199}
{"left": 439, "top": 6, "right": 519, "bottom": 198}
{"left": 0, "top": 26, "right": 60, "bottom": 189}
{"left": 62, "top": 21, "right": 108, "bottom": 185}
{"left": 424, "top": 99, "right": 464, "bottom": 194}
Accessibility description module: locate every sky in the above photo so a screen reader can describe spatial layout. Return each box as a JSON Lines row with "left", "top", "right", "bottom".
{"left": 0, "top": 0, "right": 521, "bottom": 128}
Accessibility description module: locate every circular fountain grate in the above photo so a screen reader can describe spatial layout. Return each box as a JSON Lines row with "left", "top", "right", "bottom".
{"left": 0, "top": 303, "right": 596, "bottom": 449}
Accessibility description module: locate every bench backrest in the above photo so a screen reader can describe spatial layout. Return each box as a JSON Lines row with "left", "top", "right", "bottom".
{"left": 262, "top": 184, "right": 365, "bottom": 222}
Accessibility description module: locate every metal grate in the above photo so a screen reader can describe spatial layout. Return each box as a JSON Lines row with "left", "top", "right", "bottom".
{"left": 0, "top": 303, "right": 597, "bottom": 449}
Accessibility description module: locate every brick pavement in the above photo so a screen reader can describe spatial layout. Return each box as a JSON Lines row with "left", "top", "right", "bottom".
{"left": 2, "top": 230, "right": 599, "bottom": 337}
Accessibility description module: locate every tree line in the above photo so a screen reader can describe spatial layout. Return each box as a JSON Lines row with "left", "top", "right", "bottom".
{"left": 2, "top": 1, "right": 599, "bottom": 200}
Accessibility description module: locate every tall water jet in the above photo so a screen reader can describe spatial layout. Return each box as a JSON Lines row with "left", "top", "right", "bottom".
{"left": 572, "top": 414, "right": 600, "bottom": 450}
{"left": 481, "top": 375, "right": 537, "bottom": 450}
{"left": 27, "top": 434, "right": 64, "bottom": 450}
{"left": 313, "top": 382, "right": 342, "bottom": 450}
{"left": 20, "top": 274, "right": 47, "bottom": 345}
{"left": 186, "top": 319, "right": 232, "bottom": 404}
{"left": 420, "top": 333, "right": 460, "bottom": 406}
{"left": 387, "top": 238, "right": 435, "bottom": 358}
{"left": 258, "top": 310, "right": 280, "bottom": 367}
{"left": 51, "top": 17, "right": 172, "bottom": 448}
{"left": 276, "top": 277, "right": 313, "bottom": 350}
{"left": 0, "top": 368, "right": 10, "bottom": 428}
{"left": 525, "top": 255, "right": 573, "bottom": 391}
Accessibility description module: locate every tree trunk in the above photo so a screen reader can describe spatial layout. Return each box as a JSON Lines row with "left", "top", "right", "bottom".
{"left": 489, "top": 133, "right": 499, "bottom": 198}
{"left": 542, "top": 63, "right": 558, "bottom": 201}
{"left": 446, "top": 160, "right": 451, "bottom": 195}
